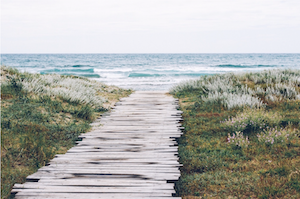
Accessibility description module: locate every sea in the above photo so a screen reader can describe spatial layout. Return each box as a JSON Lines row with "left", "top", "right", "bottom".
{"left": 1, "top": 54, "right": 300, "bottom": 91}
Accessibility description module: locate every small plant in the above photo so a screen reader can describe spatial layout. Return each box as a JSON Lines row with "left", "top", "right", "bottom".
{"left": 257, "top": 127, "right": 299, "bottom": 145}
{"left": 256, "top": 83, "right": 300, "bottom": 102}
{"left": 203, "top": 92, "right": 264, "bottom": 109}
{"left": 227, "top": 131, "right": 250, "bottom": 148}
{"left": 21, "top": 74, "right": 106, "bottom": 107}
{"left": 221, "top": 108, "right": 282, "bottom": 134}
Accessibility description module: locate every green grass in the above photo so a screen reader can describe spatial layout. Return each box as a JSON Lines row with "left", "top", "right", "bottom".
{"left": 1, "top": 66, "right": 132, "bottom": 199}
{"left": 171, "top": 70, "right": 300, "bottom": 199}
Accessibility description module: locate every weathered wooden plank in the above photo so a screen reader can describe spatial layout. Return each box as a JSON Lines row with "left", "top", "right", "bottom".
{"left": 61, "top": 152, "right": 178, "bottom": 156}
{"left": 96, "top": 114, "right": 182, "bottom": 118}
{"left": 15, "top": 193, "right": 181, "bottom": 199}
{"left": 53, "top": 155, "right": 178, "bottom": 159}
{"left": 36, "top": 179, "right": 175, "bottom": 184}
{"left": 48, "top": 159, "right": 180, "bottom": 164}
{"left": 14, "top": 183, "right": 175, "bottom": 190}
{"left": 15, "top": 196, "right": 180, "bottom": 199}
{"left": 83, "top": 132, "right": 182, "bottom": 136}
{"left": 37, "top": 168, "right": 180, "bottom": 174}
{"left": 13, "top": 185, "right": 176, "bottom": 193}
{"left": 32, "top": 169, "right": 180, "bottom": 175}
{"left": 67, "top": 147, "right": 179, "bottom": 152}
{"left": 77, "top": 135, "right": 182, "bottom": 139}
{"left": 74, "top": 141, "right": 178, "bottom": 145}
{"left": 39, "top": 164, "right": 182, "bottom": 168}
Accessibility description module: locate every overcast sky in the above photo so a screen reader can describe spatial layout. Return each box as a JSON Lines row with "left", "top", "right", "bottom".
{"left": 1, "top": 0, "right": 300, "bottom": 53}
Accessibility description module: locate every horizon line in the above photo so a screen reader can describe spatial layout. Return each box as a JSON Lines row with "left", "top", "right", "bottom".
{"left": 2, "top": 52, "right": 300, "bottom": 54}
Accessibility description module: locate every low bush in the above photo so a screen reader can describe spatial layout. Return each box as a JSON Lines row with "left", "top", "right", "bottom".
{"left": 257, "top": 127, "right": 299, "bottom": 146}
{"left": 227, "top": 131, "right": 250, "bottom": 148}
{"left": 222, "top": 108, "right": 282, "bottom": 134}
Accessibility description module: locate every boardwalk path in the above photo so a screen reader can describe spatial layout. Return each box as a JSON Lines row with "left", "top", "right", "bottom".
{"left": 12, "top": 91, "right": 182, "bottom": 199}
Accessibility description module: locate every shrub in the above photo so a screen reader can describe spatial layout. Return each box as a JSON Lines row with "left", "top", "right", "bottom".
{"left": 227, "top": 131, "right": 250, "bottom": 148}
{"left": 203, "top": 92, "right": 264, "bottom": 109}
{"left": 256, "top": 83, "right": 300, "bottom": 102}
{"left": 222, "top": 108, "right": 282, "bottom": 134}
{"left": 257, "top": 127, "right": 299, "bottom": 146}
{"left": 21, "top": 74, "right": 106, "bottom": 107}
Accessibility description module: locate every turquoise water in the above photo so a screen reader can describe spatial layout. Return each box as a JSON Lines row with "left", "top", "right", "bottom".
{"left": 1, "top": 54, "right": 300, "bottom": 90}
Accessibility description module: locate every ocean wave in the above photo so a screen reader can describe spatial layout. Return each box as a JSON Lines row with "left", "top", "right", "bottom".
{"left": 173, "top": 73, "right": 212, "bottom": 76}
{"left": 216, "top": 64, "right": 275, "bottom": 68}
{"left": 100, "top": 73, "right": 127, "bottom": 78}
{"left": 128, "top": 73, "right": 163, "bottom": 77}
{"left": 127, "top": 72, "right": 213, "bottom": 78}
{"left": 47, "top": 73, "right": 100, "bottom": 78}
{"left": 40, "top": 68, "right": 94, "bottom": 73}
{"left": 94, "top": 68, "right": 132, "bottom": 72}
{"left": 71, "top": 65, "right": 92, "bottom": 68}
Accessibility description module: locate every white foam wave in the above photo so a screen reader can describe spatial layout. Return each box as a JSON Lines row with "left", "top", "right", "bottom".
{"left": 94, "top": 68, "right": 132, "bottom": 72}
{"left": 99, "top": 73, "right": 127, "bottom": 78}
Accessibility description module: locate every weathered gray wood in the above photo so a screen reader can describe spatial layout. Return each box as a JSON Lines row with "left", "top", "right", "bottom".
{"left": 38, "top": 163, "right": 182, "bottom": 168}
{"left": 13, "top": 186, "right": 176, "bottom": 193}
{"left": 14, "top": 193, "right": 182, "bottom": 199}
{"left": 13, "top": 91, "right": 182, "bottom": 198}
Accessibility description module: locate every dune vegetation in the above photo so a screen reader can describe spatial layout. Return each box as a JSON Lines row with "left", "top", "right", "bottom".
{"left": 0, "top": 66, "right": 132, "bottom": 199}
{"left": 170, "top": 69, "right": 300, "bottom": 199}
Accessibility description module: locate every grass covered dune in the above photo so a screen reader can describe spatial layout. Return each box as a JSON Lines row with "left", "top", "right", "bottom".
{"left": 0, "top": 66, "right": 132, "bottom": 198}
{"left": 170, "top": 69, "right": 300, "bottom": 198}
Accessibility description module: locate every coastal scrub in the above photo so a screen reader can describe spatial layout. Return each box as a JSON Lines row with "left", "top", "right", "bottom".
{"left": 171, "top": 69, "right": 300, "bottom": 198}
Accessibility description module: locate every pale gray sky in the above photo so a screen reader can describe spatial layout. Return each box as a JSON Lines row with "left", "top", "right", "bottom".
{"left": 1, "top": 0, "right": 300, "bottom": 53}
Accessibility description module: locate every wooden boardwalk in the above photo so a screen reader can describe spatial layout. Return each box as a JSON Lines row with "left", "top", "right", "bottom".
{"left": 12, "top": 91, "right": 182, "bottom": 199}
